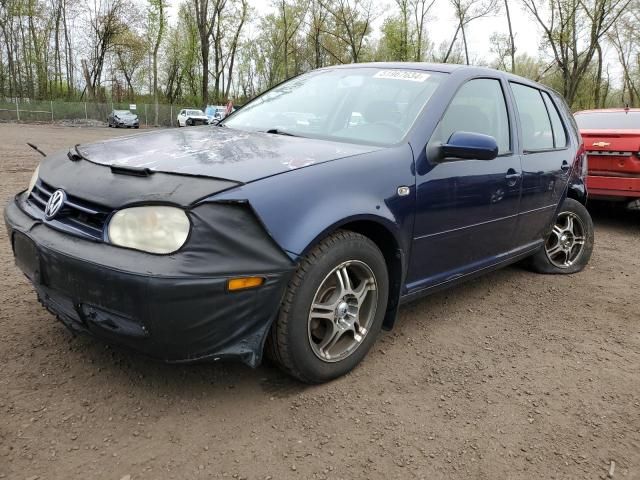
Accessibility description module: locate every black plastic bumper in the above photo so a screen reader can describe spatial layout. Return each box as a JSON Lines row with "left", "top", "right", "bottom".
{"left": 4, "top": 196, "right": 294, "bottom": 367}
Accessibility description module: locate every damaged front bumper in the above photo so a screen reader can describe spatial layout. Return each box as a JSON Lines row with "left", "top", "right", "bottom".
{"left": 4, "top": 195, "right": 295, "bottom": 367}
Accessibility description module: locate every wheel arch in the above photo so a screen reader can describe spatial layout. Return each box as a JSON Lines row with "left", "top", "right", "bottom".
{"left": 567, "top": 179, "right": 587, "bottom": 205}
{"left": 300, "top": 216, "right": 406, "bottom": 331}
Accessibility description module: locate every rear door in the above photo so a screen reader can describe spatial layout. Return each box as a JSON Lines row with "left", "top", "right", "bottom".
{"left": 510, "top": 83, "right": 571, "bottom": 245}
{"left": 407, "top": 77, "right": 522, "bottom": 291}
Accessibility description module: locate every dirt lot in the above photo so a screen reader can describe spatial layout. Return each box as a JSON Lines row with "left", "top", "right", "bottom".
{"left": 0, "top": 123, "right": 639, "bottom": 480}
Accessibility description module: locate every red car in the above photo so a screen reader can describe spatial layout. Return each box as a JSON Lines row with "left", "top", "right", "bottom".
{"left": 574, "top": 108, "right": 640, "bottom": 209}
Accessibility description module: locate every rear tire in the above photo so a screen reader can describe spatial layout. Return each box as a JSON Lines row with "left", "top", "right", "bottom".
{"left": 267, "top": 231, "right": 388, "bottom": 383}
{"left": 528, "top": 198, "right": 594, "bottom": 274}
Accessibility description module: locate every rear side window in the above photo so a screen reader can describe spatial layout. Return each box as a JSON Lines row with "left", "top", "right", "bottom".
{"left": 542, "top": 91, "right": 567, "bottom": 148}
{"left": 511, "top": 83, "right": 553, "bottom": 151}
{"left": 436, "top": 78, "right": 510, "bottom": 154}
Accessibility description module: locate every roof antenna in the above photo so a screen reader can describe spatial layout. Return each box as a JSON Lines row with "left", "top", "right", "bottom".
{"left": 26, "top": 142, "right": 46, "bottom": 157}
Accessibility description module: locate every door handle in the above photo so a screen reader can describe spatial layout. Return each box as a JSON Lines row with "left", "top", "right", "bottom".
{"left": 561, "top": 160, "right": 570, "bottom": 172}
{"left": 505, "top": 168, "right": 521, "bottom": 186}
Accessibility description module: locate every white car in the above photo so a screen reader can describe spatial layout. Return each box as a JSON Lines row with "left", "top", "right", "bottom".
{"left": 177, "top": 109, "right": 209, "bottom": 127}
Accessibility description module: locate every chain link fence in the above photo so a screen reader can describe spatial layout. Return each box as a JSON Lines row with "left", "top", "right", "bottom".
{"left": 0, "top": 98, "right": 186, "bottom": 128}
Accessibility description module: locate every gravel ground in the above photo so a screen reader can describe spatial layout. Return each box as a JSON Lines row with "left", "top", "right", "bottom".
{"left": 1, "top": 123, "right": 639, "bottom": 480}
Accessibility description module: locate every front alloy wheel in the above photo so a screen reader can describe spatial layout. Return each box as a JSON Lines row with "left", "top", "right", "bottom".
{"left": 267, "top": 230, "right": 389, "bottom": 383}
{"left": 308, "top": 260, "right": 378, "bottom": 362}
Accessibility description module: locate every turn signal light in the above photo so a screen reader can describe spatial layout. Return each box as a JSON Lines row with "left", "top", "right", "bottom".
{"left": 227, "top": 277, "right": 265, "bottom": 291}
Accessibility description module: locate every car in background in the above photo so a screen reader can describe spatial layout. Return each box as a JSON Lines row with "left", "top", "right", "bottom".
{"left": 107, "top": 110, "right": 139, "bottom": 129}
{"left": 205, "top": 105, "right": 227, "bottom": 122}
{"left": 6, "top": 64, "right": 593, "bottom": 384}
{"left": 177, "top": 109, "right": 209, "bottom": 127}
{"left": 574, "top": 108, "right": 640, "bottom": 209}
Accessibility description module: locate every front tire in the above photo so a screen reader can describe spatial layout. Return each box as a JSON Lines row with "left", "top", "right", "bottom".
{"left": 267, "top": 231, "right": 389, "bottom": 383}
{"left": 528, "top": 198, "right": 594, "bottom": 274}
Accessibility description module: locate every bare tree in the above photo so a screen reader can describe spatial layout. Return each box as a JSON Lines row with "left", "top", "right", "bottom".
{"left": 411, "top": 0, "right": 436, "bottom": 61}
{"left": 319, "top": 0, "right": 374, "bottom": 63}
{"left": 308, "top": 0, "right": 329, "bottom": 68}
{"left": 114, "top": 29, "right": 146, "bottom": 100}
{"left": 82, "top": 0, "right": 128, "bottom": 100}
{"left": 522, "top": 0, "right": 632, "bottom": 106}
{"left": 608, "top": 18, "right": 639, "bottom": 105}
{"left": 448, "top": 0, "right": 498, "bottom": 65}
{"left": 223, "top": 0, "right": 249, "bottom": 98}
{"left": 193, "top": 0, "right": 224, "bottom": 105}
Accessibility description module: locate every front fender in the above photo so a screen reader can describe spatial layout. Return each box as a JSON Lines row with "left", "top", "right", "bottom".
{"left": 206, "top": 145, "right": 416, "bottom": 259}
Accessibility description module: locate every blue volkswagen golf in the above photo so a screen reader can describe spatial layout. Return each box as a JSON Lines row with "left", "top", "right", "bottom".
{"left": 5, "top": 63, "right": 593, "bottom": 383}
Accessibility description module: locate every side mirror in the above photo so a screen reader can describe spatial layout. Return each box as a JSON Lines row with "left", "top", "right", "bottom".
{"left": 441, "top": 131, "right": 499, "bottom": 161}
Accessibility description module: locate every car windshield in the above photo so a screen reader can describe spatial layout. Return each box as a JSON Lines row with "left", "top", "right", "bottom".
{"left": 223, "top": 67, "right": 444, "bottom": 146}
{"left": 115, "top": 110, "right": 134, "bottom": 116}
{"left": 187, "top": 110, "right": 205, "bottom": 116}
{"left": 575, "top": 111, "right": 640, "bottom": 130}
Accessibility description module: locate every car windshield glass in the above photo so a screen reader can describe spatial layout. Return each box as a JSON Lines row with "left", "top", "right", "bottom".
{"left": 575, "top": 111, "right": 640, "bottom": 129}
{"left": 115, "top": 110, "right": 133, "bottom": 116}
{"left": 223, "top": 67, "right": 444, "bottom": 146}
{"left": 187, "top": 110, "right": 204, "bottom": 116}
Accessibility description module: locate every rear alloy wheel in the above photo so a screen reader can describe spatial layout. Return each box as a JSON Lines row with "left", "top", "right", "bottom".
{"left": 528, "top": 198, "right": 594, "bottom": 274}
{"left": 545, "top": 212, "right": 586, "bottom": 268}
{"left": 267, "top": 231, "right": 388, "bottom": 383}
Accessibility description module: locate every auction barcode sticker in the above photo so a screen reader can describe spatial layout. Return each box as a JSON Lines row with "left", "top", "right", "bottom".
{"left": 373, "top": 70, "right": 430, "bottom": 82}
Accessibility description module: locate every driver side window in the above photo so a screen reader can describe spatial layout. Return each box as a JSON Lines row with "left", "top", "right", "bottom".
{"left": 436, "top": 78, "right": 511, "bottom": 155}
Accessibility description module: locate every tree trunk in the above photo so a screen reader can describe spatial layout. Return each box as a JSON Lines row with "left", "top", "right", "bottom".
{"left": 594, "top": 41, "right": 603, "bottom": 109}
{"left": 504, "top": 0, "right": 515, "bottom": 73}
{"left": 81, "top": 59, "right": 94, "bottom": 99}
{"left": 153, "top": 1, "right": 164, "bottom": 126}
{"left": 62, "top": 0, "right": 74, "bottom": 97}
{"left": 443, "top": 24, "right": 460, "bottom": 63}
{"left": 461, "top": 22, "right": 469, "bottom": 65}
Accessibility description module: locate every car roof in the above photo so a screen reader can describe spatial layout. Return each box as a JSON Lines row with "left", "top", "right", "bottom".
{"left": 325, "top": 62, "right": 464, "bottom": 73}
{"left": 319, "top": 62, "right": 555, "bottom": 93}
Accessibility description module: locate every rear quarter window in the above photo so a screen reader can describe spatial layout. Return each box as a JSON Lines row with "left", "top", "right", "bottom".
{"left": 552, "top": 93, "right": 580, "bottom": 143}
{"left": 542, "top": 91, "right": 567, "bottom": 148}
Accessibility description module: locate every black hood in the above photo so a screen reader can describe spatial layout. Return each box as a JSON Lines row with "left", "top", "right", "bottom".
{"left": 76, "top": 126, "right": 381, "bottom": 183}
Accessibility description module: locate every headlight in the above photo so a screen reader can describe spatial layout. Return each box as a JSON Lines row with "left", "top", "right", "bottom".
{"left": 27, "top": 164, "right": 40, "bottom": 196}
{"left": 107, "top": 206, "right": 190, "bottom": 254}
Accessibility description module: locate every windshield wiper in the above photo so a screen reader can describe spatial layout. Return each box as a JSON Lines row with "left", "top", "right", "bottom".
{"left": 67, "top": 144, "right": 89, "bottom": 162}
{"left": 265, "top": 128, "right": 298, "bottom": 137}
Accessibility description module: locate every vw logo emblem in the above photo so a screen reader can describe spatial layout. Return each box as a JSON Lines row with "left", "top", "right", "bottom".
{"left": 44, "top": 189, "right": 66, "bottom": 220}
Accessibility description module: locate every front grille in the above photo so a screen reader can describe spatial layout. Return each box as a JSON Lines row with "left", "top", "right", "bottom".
{"left": 27, "top": 179, "right": 112, "bottom": 241}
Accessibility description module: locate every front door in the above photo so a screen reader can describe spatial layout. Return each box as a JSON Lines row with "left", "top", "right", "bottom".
{"left": 407, "top": 77, "right": 522, "bottom": 292}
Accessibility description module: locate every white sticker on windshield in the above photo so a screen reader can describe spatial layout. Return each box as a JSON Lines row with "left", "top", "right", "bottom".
{"left": 373, "top": 70, "right": 430, "bottom": 82}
